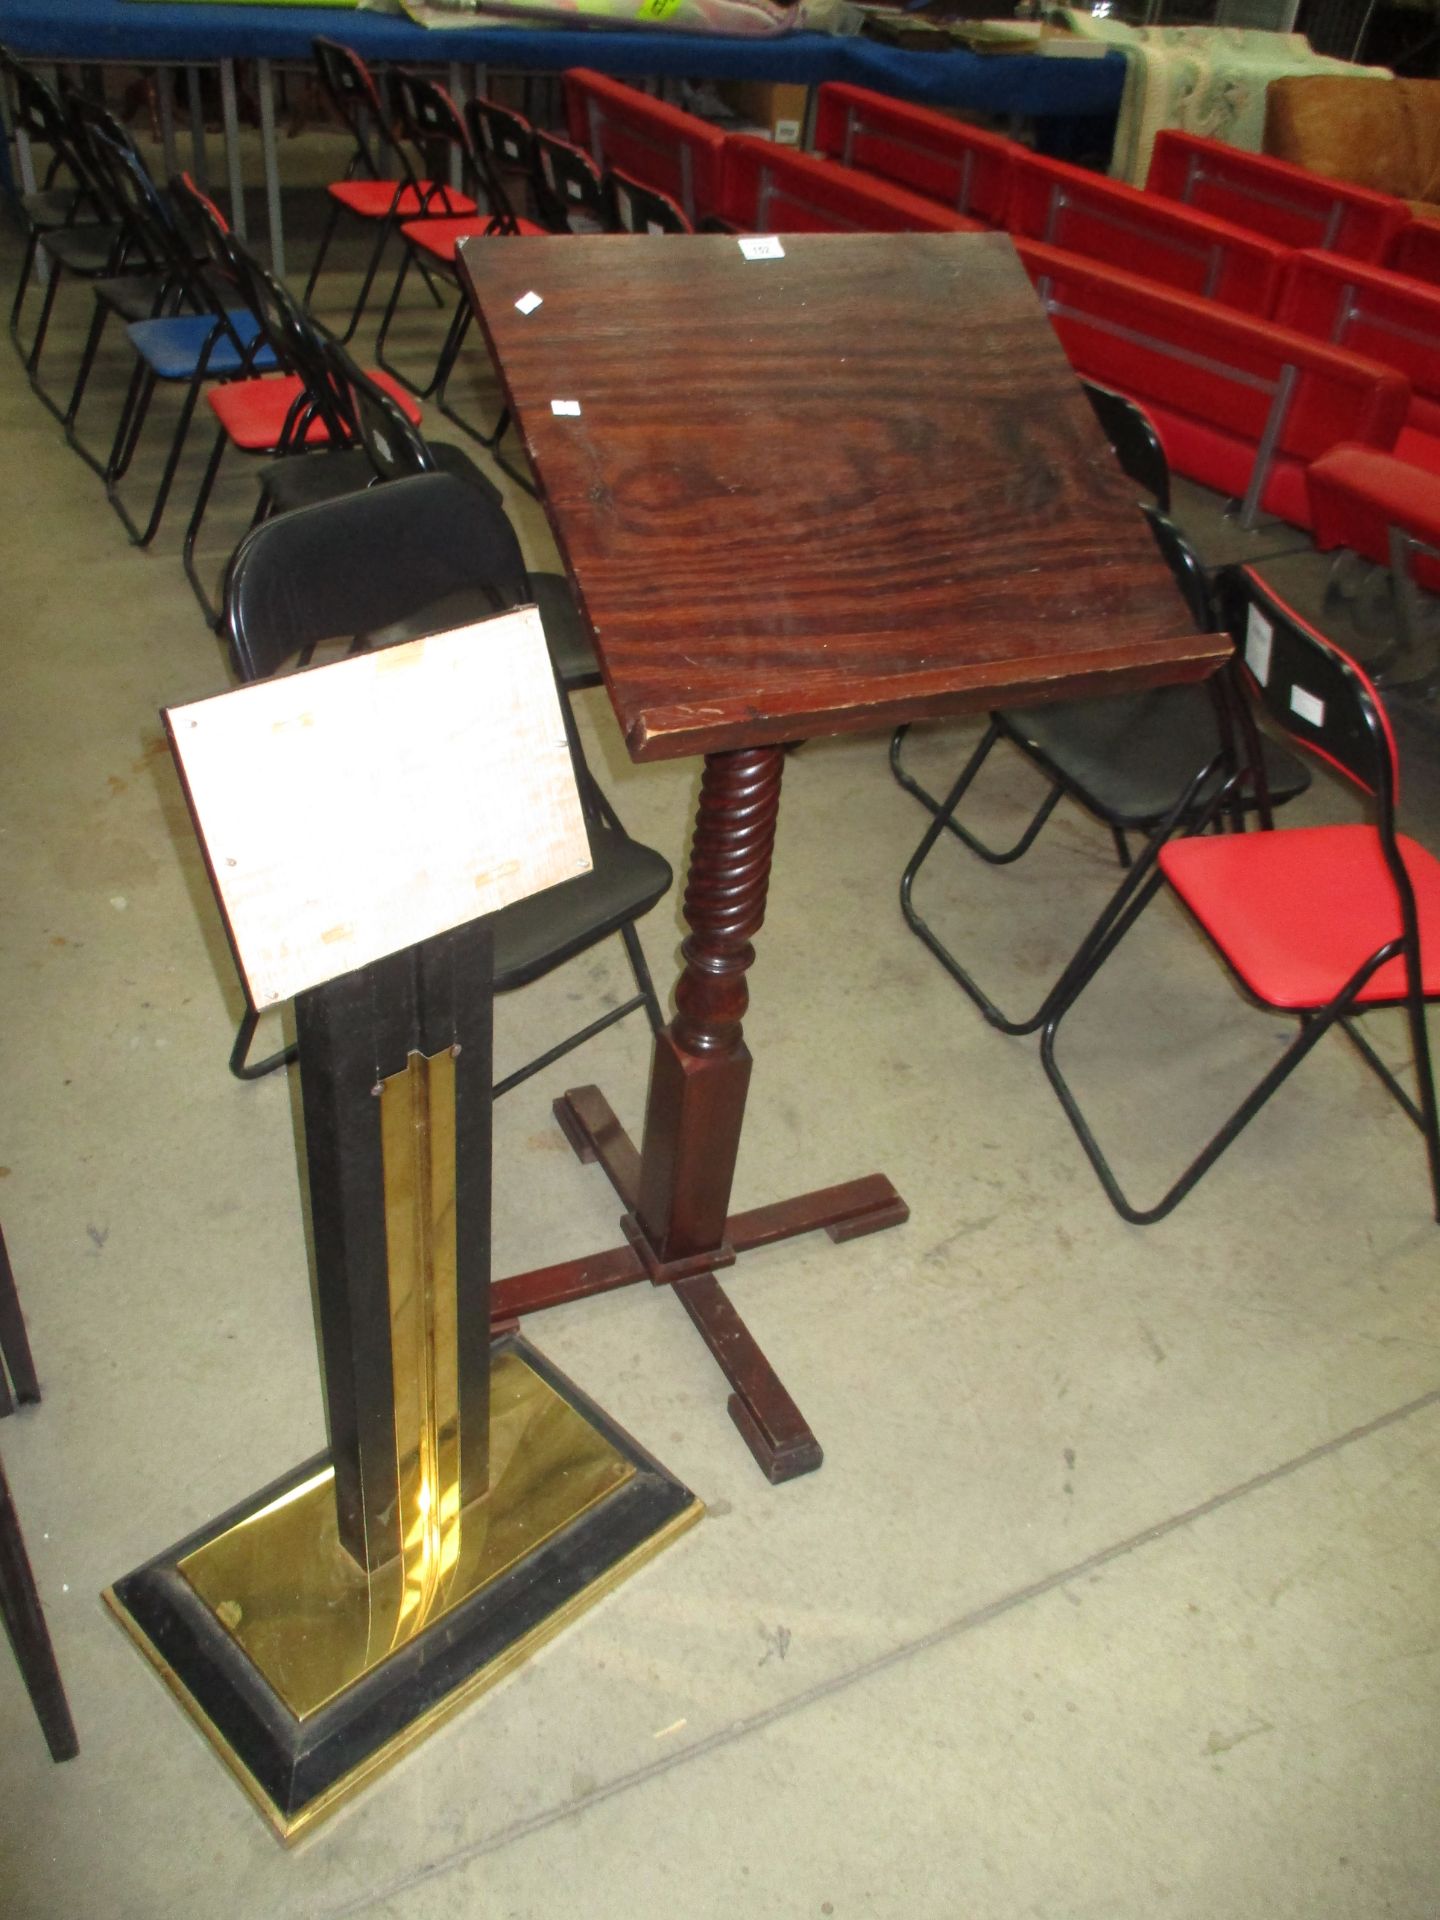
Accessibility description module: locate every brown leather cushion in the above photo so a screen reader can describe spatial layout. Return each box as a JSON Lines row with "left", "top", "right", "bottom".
{"left": 1265, "top": 77, "right": 1440, "bottom": 205}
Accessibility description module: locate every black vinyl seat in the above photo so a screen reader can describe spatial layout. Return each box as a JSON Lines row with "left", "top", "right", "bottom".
{"left": 221, "top": 473, "right": 669, "bottom": 1092}
{"left": 897, "top": 506, "right": 1313, "bottom": 1036}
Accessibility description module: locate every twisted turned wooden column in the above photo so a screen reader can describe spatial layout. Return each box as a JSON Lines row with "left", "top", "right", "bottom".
{"left": 636, "top": 745, "right": 785, "bottom": 1263}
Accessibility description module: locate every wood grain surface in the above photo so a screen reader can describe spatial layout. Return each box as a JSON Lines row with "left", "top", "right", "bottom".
{"left": 459, "top": 230, "right": 1230, "bottom": 762}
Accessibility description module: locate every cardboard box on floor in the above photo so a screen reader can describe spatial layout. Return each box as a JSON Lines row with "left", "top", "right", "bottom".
{"left": 715, "top": 80, "right": 807, "bottom": 145}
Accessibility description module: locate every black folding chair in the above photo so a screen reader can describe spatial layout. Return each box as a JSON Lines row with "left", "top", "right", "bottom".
{"left": 898, "top": 508, "right": 1312, "bottom": 1035}
{"left": 1042, "top": 566, "right": 1440, "bottom": 1225}
{"left": 606, "top": 167, "right": 694, "bottom": 236}
{"left": 221, "top": 474, "right": 670, "bottom": 1091}
{"left": 531, "top": 127, "right": 608, "bottom": 234}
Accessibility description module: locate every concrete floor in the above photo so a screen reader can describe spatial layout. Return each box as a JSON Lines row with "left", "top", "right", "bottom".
{"left": 2, "top": 187, "right": 1439, "bottom": 1919}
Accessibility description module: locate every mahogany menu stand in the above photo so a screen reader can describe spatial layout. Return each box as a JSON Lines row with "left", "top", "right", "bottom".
{"left": 459, "top": 231, "right": 1230, "bottom": 1484}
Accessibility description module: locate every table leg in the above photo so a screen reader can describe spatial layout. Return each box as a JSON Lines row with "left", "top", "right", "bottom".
{"left": 636, "top": 743, "right": 780, "bottom": 1262}
{"left": 493, "top": 744, "right": 908, "bottom": 1484}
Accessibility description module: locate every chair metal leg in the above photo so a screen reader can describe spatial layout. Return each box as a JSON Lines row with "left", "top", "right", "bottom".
{"left": 108, "top": 372, "right": 208, "bottom": 549}
{"left": 0, "top": 1227, "right": 40, "bottom": 1411}
{"left": 0, "top": 1451, "right": 79, "bottom": 1763}
{"left": 490, "top": 981, "right": 656, "bottom": 1101}
{"left": 182, "top": 426, "right": 229, "bottom": 628}
{"left": 619, "top": 919, "right": 667, "bottom": 1036}
{"left": 890, "top": 720, "right": 1062, "bottom": 865}
{"left": 60, "top": 298, "right": 115, "bottom": 461}
{"left": 372, "top": 243, "right": 424, "bottom": 392}
{"left": 229, "top": 1005, "right": 298, "bottom": 1082}
{"left": 335, "top": 215, "right": 397, "bottom": 346}
{"left": 7, "top": 230, "right": 42, "bottom": 353}
{"left": 300, "top": 197, "right": 342, "bottom": 311}
{"left": 1041, "top": 935, "right": 1411, "bottom": 1226}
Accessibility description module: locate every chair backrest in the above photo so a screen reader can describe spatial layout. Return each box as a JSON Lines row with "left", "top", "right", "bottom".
{"left": 1221, "top": 568, "right": 1399, "bottom": 809}
{"left": 1147, "top": 130, "right": 1408, "bottom": 264}
{"left": 462, "top": 94, "right": 533, "bottom": 234}
{"left": 174, "top": 175, "right": 351, "bottom": 438}
{"left": 85, "top": 119, "right": 214, "bottom": 303}
{"left": 811, "top": 81, "right": 1018, "bottom": 227}
{"left": 1139, "top": 504, "right": 1211, "bottom": 631}
{"left": 1083, "top": 381, "right": 1171, "bottom": 512}
{"left": 606, "top": 166, "right": 692, "bottom": 236}
{"left": 718, "top": 137, "right": 986, "bottom": 236}
{"left": 1007, "top": 150, "right": 1289, "bottom": 318}
{"left": 326, "top": 336, "right": 513, "bottom": 523}
{"left": 223, "top": 472, "right": 538, "bottom": 682}
{"left": 311, "top": 36, "right": 415, "bottom": 189}
{"left": 0, "top": 48, "right": 88, "bottom": 191}
{"left": 1274, "top": 249, "right": 1440, "bottom": 440}
{"left": 531, "top": 128, "right": 606, "bottom": 233}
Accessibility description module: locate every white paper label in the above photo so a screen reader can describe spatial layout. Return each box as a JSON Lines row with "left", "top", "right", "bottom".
{"left": 1290, "top": 684, "right": 1325, "bottom": 727}
{"left": 1245, "top": 606, "right": 1273, "bottom": 686}
{"left": 738, "top": 235, "right": 785, "bottom": 261}
{"left": 550, "top": 398, "right": 582, "bottom": 417}
{"left": 514, "top": 290, "right": 543, "bottom": 316}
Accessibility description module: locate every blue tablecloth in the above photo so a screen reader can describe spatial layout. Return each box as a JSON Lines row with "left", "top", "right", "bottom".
{"left": 0, "top": 0, "right": 1125, "bottom": 119}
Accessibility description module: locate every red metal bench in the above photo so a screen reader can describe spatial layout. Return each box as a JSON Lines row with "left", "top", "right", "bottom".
{"left": 1147, "top": 131, "right": 1408, "bottom": 265}
{"left": 1006, "top": 150, "right": 1289, "bottom": 318}
{"left": 716, "top": 137, "right": 986, "bottom": 235}
{"left": 563, "top": 68, "right": 728, "bottom": 227}
{"left": 1014, "top": 237, "right": 1410, "bottom": 530}
{"left": 810, "top": 81, "right": 1018, "bottom": 228}
{"left": 1275, "top": 248, "right": 1440, "bottom": 464}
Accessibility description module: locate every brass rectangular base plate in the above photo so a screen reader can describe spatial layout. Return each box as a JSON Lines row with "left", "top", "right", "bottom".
{"left": 105, "top": 1337, "right": 701, "bottom": 1842}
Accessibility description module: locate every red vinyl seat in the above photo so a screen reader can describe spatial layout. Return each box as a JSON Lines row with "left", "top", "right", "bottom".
{"left": 325, "top": 178, "right": 471, "bottom": 221}
{"left": 206, "top": 366, "right": 420, "bottom": 451}
{"left": 401, "top": 211, "right": 547, "bottom": 267}
{"left": 1161, "top": 823, "right": 1440, "bottom": 1008}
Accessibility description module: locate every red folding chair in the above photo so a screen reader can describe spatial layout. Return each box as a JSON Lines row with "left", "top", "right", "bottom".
{"left": 301, "top": 36, "right": 476, "bottom": 343}
{"left": 1042, "top": 566, "right": 1440, "bottom": 1225}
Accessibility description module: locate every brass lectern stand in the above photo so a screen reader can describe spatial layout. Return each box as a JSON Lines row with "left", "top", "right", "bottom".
{"left": 105, "top": 615, "right": 700, "bottom": 1841}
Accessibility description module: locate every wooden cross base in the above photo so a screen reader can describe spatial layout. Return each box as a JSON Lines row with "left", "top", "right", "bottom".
{"left": 490, "top": 1087, "right": 909, "bottom": 1483}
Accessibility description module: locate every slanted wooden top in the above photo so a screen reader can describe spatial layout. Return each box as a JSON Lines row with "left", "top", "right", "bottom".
{"left": 459, "top": 231, "right": 1229, "bottom": 763}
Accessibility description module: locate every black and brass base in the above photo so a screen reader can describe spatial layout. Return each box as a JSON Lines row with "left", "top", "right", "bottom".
{"left": 106, "top": 1337, "right": 701, "bottom": 1842}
